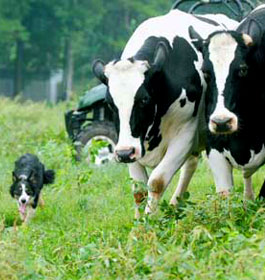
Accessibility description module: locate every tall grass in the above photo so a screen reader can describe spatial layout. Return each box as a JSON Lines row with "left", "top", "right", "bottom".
{"left": 0, "top": 98, "right": 264, "bottom": 280}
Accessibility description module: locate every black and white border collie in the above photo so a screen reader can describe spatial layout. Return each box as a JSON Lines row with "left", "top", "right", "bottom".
{"left": 10, "top": 153, "right": 55, "bottom": 223}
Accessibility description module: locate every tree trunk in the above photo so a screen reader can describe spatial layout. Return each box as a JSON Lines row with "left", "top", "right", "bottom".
{"left": 14, "top": 39, "right": 24, "bottom": 97}
{"left": 63, "top": 36, "right": 73, "bottom": 101}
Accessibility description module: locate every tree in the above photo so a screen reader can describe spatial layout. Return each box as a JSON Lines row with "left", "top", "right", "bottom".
{"left": 0, "top": 0, "right": 171, "bottom": 99}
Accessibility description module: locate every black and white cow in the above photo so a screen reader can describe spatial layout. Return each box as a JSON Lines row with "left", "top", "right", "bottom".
{"left": 189, "top": 4, "right": 265, "bottom": 199}
{"left": 93, "top": 9, "right": 238, "bottom": 217}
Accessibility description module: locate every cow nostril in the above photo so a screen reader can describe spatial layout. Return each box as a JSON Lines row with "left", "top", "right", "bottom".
{"left": 130, "top": 147, "right": 135, "bottom": 155}
{"left": 211, "top": 117, "right": 232, "bottom": 126}
{"left": 116, "top": 147, "right": 136, "bottom": 162}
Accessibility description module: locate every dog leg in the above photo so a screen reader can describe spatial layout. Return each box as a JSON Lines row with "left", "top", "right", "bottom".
{"left": 38, "top": 194, "right": 45, "bottom": 208}
{"left": 24, "top": 207, "right": 36, "bottom": 224}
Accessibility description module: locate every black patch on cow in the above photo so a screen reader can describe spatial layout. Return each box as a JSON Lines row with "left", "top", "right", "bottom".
{"left": 194, "top": 15, "right": 220, "bottom": 27}
{"left": 180, "top": 98, "right": 186, "bottom": 107}
{"left": 105, "top": 89, "right": 120, "bottom": 135}
{"left": 170, "top": 37, "right": 202, "bottom": 117}
{"left": 129, "top": 35, "right": 203, "bottom": 152}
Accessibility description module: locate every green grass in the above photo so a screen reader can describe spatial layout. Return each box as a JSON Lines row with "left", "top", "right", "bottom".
{"left": 0, "top": 98, "right": 264, "bottom": 280}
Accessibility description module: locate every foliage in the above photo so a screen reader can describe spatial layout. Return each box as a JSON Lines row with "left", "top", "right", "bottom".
{"left": 0, "top": 98, "right": 264, "bottom": 279}
{"left": 0, "top": 0, "right": 170, "bottom": 93}
{"left": 86, "top": 138, "right": 109, "bottom": 164}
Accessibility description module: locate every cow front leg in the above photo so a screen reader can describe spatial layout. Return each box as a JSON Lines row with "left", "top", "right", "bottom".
{"left": 207, "top": 149, "right": 233, "bottom": 196}
{"left": 129, "top": 162, "right": 148, "bottom": 219}
{"left": 170, "top": 154, "right": 199, "bottom": 205}
{"left": 145, "top": 128, "right": 195, "bottom": 214}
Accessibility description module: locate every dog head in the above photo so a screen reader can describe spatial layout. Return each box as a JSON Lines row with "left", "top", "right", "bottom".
{"left": 10, "top": 172, "right": 36, "bottom": 215}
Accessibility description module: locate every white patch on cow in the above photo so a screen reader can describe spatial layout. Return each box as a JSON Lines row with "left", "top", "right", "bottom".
{"left": 208, "top": 149, "right": 234, "bottom": 193}
{"left": 121, "top": 9, "right": 238, "bottom": 59}
{"left": 208, "top": 33, "right": 238, "bottom": 132}
{"left": 200, "top": 14, "right": 239, "bottom": 30}
{"left": 105, "top": 60, "right": 150, "bottom": 158}
{"left": 19, "top": 174, "right": 27, "bottom": 180}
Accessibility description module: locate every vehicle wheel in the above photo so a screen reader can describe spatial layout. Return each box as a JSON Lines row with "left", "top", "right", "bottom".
{"left": 75, "top": 121, "right": 118, "bottom": 165}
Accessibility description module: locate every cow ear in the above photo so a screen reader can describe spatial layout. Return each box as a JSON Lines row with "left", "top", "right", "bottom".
{"left": 189, "top": 26, "right": 204, "bottom": 52}
{"left": 92, "top": 59, "right": 108, "bottom": 85}
{"left": 152, "top": 41, "right": 169, "bottom": 71}
{"left": 12, "top": 172, "right": 18, "bottom": 182}
{"left": 242, "top": 19, "right": 262, "bottom": 46}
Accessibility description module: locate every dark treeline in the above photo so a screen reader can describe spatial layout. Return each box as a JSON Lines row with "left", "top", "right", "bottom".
{"left": 0, "top": 0, "right": 171, "bottom": 98}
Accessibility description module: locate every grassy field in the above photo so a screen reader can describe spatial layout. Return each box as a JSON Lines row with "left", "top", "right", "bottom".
{"left": 0, "top": 98, "right": 264, "bottom": 280}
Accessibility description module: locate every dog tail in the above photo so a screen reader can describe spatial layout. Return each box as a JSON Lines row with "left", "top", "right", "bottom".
{"left": 44, "top": 169, "right": 55, "bottom": 184}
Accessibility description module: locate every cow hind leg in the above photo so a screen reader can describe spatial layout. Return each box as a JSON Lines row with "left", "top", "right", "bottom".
{"left": 243, "top": 176, "right": 255, "bottom": 201}
{"left": 258, "top": 178, "right": 265, "bottom": 199}
{"left": 170, "top": 155, "right": 199, "bottom": 205}
{"left": 129, "top": 162, "right": 148, "bottom": 219}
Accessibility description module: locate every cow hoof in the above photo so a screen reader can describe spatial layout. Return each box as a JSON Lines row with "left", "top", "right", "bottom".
{"left": 144, "top": 204, "right": 153, "bottom": 215}
{"left": 219, "top": 190, "right": 230, "bottom": 198}
{"left": 134, "top": 209, "right": 141, "bottom": 220}
{"left": 169, "top": 198, "right": 177, "bottom": 206}
{"left": 244, "top": 193, "right": 255, "bottom": 201}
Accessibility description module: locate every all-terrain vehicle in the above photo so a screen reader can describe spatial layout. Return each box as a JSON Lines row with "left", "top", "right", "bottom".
{"left": 65, "top": 0, "right": 257, "bottom": 164}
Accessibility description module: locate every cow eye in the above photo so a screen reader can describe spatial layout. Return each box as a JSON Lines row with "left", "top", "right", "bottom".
{"left": 239, "top": 65, "right": 248, "bottom": 77}
{"left": 140, "top": 97, "right": 149, "bottom": 106}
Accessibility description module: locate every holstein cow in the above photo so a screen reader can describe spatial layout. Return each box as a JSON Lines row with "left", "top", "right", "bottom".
{"left": 93, "top": 9, "right": 238, "bottom": 218}
{"left": 189, "top": 4, "right": 265, "bottom": 200}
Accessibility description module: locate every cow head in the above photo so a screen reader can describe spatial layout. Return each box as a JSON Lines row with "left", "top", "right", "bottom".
{"left": 92, "top": 42, "right": 168, "bottom": 163}
{"left": 189, "top": 25, "right": 262, "bottom": 135}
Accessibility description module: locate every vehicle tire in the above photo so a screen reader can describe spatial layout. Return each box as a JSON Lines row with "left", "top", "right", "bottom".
{"left": 75, "top": 121, "right": 118, "bottom": 164}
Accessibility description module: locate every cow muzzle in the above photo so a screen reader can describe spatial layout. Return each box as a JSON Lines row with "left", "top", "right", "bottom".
{"left": 115, "top": 147, "right": 138, "bottom": 163}
{"left": 209, "top": 115, "right": 238, "bottom": 134}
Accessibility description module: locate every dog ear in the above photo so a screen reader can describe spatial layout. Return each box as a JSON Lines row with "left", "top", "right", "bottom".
{"left": 12, "top": 172, "right": 18, "bottom": 182}
{"left": 29, "top": 171, "right": 37, "bottom": 184}
{"left": 10, "top": 183, "right": 15, "bottom": 197}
